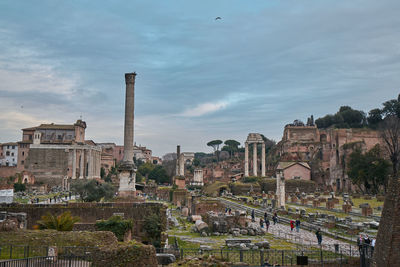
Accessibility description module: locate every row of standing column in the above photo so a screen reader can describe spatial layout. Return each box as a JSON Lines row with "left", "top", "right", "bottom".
{"left": 244, "top": 142, "right": 266, "bottom": 177}
{"left": 71, "top": 149, "right": 99, "bottom": 179}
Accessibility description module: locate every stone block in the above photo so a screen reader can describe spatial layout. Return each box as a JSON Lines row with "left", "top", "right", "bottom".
{"left": 362, "top": 207, "right": 373, "bottom": 216}
{"left": 181, "top": 207, "right": 189, "bottom": 217}
{"left": 326, "top": 200, "right": 334, "bottom": 210}
{"left": 342, "top": 204, "right": 352, "bottom": 213}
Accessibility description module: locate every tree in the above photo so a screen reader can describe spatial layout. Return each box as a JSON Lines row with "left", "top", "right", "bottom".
{"left": 224, "top": 140, "right": 240, "bottom": 158}
{"left": 100, "top": 167, "right": 106, "bottom": 179}
{"left": 71, "top": 180, "right": 115, "bottom": 202}
{"left": 37, "top": 211, "right": 80, "bottom": 231}
{"left": 315, "top": 106, "right": 366, "bottom": 128}
{"left": 207, "top": 140, "right": 223, "bottom": 161}
{"left": 137, "top": 162, "right": 155, "bottom": 180}
{"left": 380, "top": 115, "right": 400, "bottom": 176}
{"left": 148, "top": 166, "right": 169, "bottom": 184}
{"left": 347, "top": 145, "right": 391, "bottom": 194}
{"left": 13, "top": 183, "right": 26, "bottom": 192}
{"left": 382, "top": 94, "right": 400, "bottom": 118}
{"left": 367, "top": 108, "right": 383, "bottom": 128}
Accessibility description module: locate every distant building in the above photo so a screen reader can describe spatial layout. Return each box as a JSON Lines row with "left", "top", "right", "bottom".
{"left": 133, "top": 145, "right": 152, "bottom": 163}
{"left": 0, "top": 142, "right": 18, "bottom": 167}
{"left": 97, "top": 143, "right": 154, "bottom": 173}
{"left": 20, "top": 120, "right": 101, "bottom": 188}
{"left": 276, "top": 161, "right": 311, "bottom": 180}
{"left": 275, "top": 124, "right": 383, "bottom": 191}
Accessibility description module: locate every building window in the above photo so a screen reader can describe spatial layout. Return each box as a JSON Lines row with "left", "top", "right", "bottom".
{"left": 6, "top": 151, "right": 10, "bottom": 156}
{"left": 12, "top": 146, "right": 15, "bottom": 149}
{"left": 11, "top": 153, "right": 14, "bottom": 156}
{"left": 29, "top": 135, "right": 32, "bottom": 140}
{"left": 7, "top": 146, "right": 9, "bottom": 149}
{"left": 21, "top": 160, "right": 24, "bottom": 165}
{"left": 22, "top": 151, "right": 25, "bottom": 156}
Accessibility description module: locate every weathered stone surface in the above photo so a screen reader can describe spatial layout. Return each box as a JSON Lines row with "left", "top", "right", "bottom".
{"left": 255, "top": 241, "right": 270, "bottom": 249}
{"left": 195, "top": 220, "right": 208, "bottom": 233}
{"left": 156, "top": 254, "right": 176, "bottom": 265}
{"left": 191, "top": 215, "right": 202, "bottom": 222}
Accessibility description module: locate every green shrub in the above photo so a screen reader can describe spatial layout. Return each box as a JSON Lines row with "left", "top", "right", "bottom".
{"left": 143, "top": 214, "right": 162, "bottom": 247}
{"left": 242, "top": 176, "right": 259, "bottom": 183}
{"left": 13, "top": 183, "right": 26, "bottom": 192}
{"left": 37, "top": 211, "right": 80, "bottom": 231}
{"left": 95, "top": 215, "right": 133, "bottom": 241}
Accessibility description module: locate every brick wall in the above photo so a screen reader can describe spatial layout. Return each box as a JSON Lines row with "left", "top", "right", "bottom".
{"left": 0, "top": 202, "right": 167, "bottom": 241}
{"left": 0, "top": 166, "right": 18, "bottom": 178}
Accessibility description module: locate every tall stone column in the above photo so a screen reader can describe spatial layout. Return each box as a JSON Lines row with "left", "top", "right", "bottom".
{"left": 118, "top": 72, "right": 137, "bottom": 198}
{"left": 179, "top": 154, "right": 185, "bottom": 176}
{"left": 253, "top": 143, "right": 258, "bottom": 176}
{"left": 72, "top": 149, "right": 76, "bottom": 179}
{"left": 176, "top": 145, "right": 181, "bottom": 176}
{"left": 276, "top": 171, "right": 285, "bottom": 209}
{"left": 79, "top": 150, "right": 84, "bottom": 179}
{"left": 261, "top": 143, "right": 266, "bottom": 177}
{"left": 87, "top": 150, "right": 93, "bottom": 179}
{"left": 244, "top": 142, "right": 249, "bottom": 177}
{"left": 122, "top": 73, "right": 135, "bottom": 164}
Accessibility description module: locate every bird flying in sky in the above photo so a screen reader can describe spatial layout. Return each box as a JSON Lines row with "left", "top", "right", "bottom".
{"left": 215, "top": 17, "right": 221, "bottom": 20}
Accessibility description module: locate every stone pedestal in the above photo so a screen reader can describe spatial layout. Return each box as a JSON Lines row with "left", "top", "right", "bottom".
{"left": 342, "top": 204, "right": 352, "bottom": 213}
{"left": 118, "top": 162, "right": 136, "bottom": 199}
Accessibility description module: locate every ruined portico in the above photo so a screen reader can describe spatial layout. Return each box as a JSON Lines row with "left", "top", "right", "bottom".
{"left": 244, "top": 133, "right": 266, "bottom": 177}
{"left": 118, "top": 73, "right": 137, "bottom": 198}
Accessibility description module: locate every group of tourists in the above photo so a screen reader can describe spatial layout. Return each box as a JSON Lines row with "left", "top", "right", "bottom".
{"left": 357, "top": 234, "right": 376, "bottom": 255}
{"left": 289, "top": 219, "right": 301, "bottom": 232}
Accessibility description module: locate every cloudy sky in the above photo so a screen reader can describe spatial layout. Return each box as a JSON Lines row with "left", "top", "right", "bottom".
{"left": 0, "top": 0, "right": 399, "bottom": 156}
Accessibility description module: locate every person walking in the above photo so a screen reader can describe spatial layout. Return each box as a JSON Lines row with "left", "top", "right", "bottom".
{"left": 357, "top": 234, "right": 364, "bottom": 253}
{"left": 265, "top": 219, "right": 270, "bottom": 232}
{"left": 316, "top": 228, "right": 322, "bottom": 245}
{"left": 260, "top": 218, "right": 264, "bottom": 228}
{"left": 290, "top": 220, "right": 295, "bottom": 232}
{"left": 371, "top": 238, "right": 376, "bottom": 256}
{"left": 251, "top": 209, "right": 255, "bottom": 222}
{"left": 272, "top": 214, "right": 277, "bottom": 225}
{"left": 264, "top": 212, "right": 268, "bottom": 223}
{"left": 295, "top": 219, "right": 301, "bottom": 232}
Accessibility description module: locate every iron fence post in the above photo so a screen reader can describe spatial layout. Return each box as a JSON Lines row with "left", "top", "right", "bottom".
{"left": 340, "top": 249, "right": 343, "bottom": 267}
{"left": 9, "top": 245, "right": 12, "bottom": 259}
{"left": 180, "top": 248, "right": 183, "bottom": 260}
{"left": 282, "top": 250, "right": 284, "bottom": 266}
{"left": 320, "top": 247, "right": 324, "bottom": 267}
{"left": 240, "top": 250, "right": 243, "bottom": 262}
{"left": 260, "top": 250, "right": 264, "bottom": 266}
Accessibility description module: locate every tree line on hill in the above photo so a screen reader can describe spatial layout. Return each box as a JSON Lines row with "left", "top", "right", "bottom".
{"left": 315, "top": 94, "right": 400, "bottom": 129}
